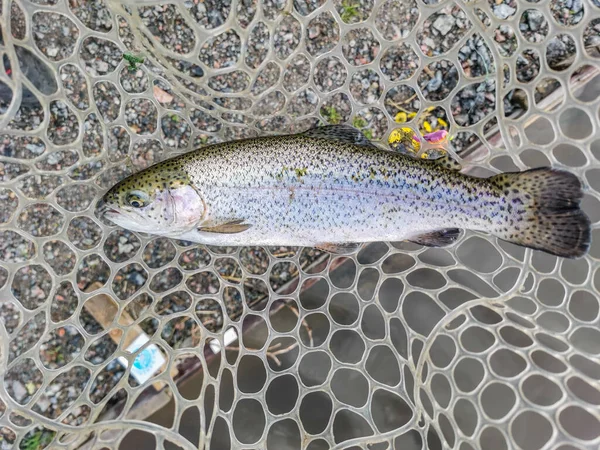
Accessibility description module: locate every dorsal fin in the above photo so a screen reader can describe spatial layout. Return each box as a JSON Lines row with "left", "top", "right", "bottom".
{"left": 302, "top": 125, "right": 376, "bottom": 148}
{"left": 430, "top": 154, "right": 462, "bottom": 172}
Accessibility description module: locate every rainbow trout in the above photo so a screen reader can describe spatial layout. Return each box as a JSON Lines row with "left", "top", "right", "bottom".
{"left": 99, "top": 125, "right": 590, "bottom": 258}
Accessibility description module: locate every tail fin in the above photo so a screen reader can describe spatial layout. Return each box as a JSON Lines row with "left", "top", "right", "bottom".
{"left": 489, "top": 168, "right": 591, "bottom": 259}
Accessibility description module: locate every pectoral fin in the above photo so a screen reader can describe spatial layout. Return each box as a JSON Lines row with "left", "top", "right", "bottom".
{"left": 198, "top": 219, "right": 251, "bottom": 234}
{"left": 409, "top": 229, "right": 461, "bottom": 247}
{"left": 315, "top": 242, "right": 362, "bottom": 254}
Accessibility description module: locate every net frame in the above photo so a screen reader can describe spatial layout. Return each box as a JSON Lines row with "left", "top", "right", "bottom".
{"left": 0, "top": 0, "right": 599, "bottom": 449}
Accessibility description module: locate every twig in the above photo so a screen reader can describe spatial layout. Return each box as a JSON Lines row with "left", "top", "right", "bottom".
{"left": 220, "top": 275, "right": 242, "bottom": 283}
{"left": 289, "top": 303, "right": 313, "bottom": 348}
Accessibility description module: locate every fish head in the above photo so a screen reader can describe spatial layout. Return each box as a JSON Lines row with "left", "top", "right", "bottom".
{"left": 98, "top": 160, "right": 205, "bottom": 235}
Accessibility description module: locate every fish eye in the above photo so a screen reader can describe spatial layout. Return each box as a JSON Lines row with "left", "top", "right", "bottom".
{"left": 126, "top": 190, "right": 149, "bottom": 208}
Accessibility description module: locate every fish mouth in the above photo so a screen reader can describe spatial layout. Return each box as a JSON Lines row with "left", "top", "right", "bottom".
{"left": 103, "top": 209, "right": 121, "bottom": 218}
{"left": 95, "top": 198, "right": 121, "bottom": 219}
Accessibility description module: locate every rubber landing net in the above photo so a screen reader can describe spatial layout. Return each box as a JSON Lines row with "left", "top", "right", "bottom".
{"left": 0, "top": 0, "right": 599, "bottom": 449}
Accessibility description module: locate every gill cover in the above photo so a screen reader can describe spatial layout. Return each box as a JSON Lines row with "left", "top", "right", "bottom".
{"left": 101, "top": 158, "right": 206, "bottom": 234}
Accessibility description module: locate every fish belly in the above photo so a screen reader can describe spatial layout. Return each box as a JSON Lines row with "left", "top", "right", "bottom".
{"left": 176, "top": 183, "right": 470, "bottom": 247}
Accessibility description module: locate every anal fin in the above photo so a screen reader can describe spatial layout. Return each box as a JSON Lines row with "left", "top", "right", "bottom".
{"left": 409, "top": 229, "right": 461, "bottom": 247}
{"left": 198, "top": 219, "right": 251, "bottom": 234}
{"left": 315, "top": 242, "right": 362, "bottom": 254}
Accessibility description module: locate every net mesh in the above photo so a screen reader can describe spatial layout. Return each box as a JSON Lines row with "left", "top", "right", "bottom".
{"left": 0, "top": 0, "right": 599, "bottom": 448}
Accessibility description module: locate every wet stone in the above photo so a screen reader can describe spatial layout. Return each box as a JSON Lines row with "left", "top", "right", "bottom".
{"left": 489, "top": 0, "right": 517, "bottom": 19}
{"left": 417, "top": 4, "right": 472, "bottom": 56}
{"left": 153, "top": 81, "right": 186, "bottom": 113}
{"left": 67, "top": 216, "right": 103, "bottom": 250}
{"left": 143, "top": 238, "right": 177, "bottom": 269}
{"left": 274, "top": 15, "right": 301, "bottom": 60}
{"left": 418, "top": 60, "right": 458, "bottom": 101}
{"left": 32, "top": 12, "right": 79, "bottom": 61}
{"left": 0, "top": 188, "right": 18, "bottom": 223}
{"left": 80, "top": 36, "right": 122, "bottom": 76}
{"left": 379, "top": 43, "right": 419, "bottom": 81}
{"left": 95, "top": 165, "right": 132, "bottom": 189}
{"left": 94, "top": 81, "right": 121, "bottom": 123}
{"left": 0, "top": 161, "right": 29, "bottom": 181}
{"left": 4, "top": 359, "right": 43, "bottom": 405}
{"left": 451, "top": 80, "right": 496, "bottom": 126}
{"left": 47, "top": 101, "right": 79, "bottom": 145}
{"left": 155, "top": 291, "right": 192, "bottom": 316}
{"left": 199, "top": 30, "right": 241, "bottom": 69}
{"left": 321, "top": 92, "right": 352, "bottom": 125}
{"left": 516, "top": 49, "right": 541, "bottom": 83}
{"left": 139, "top": 4, "right": 196, "bottom": 54}
{"left": 56, "top": 184, "right": 97, "bottom": 212}
{"left": 385, "top": 88, "right": 421, "bottom": 133}
{"left": 253, "top": 91, "right": 286, "bottom": 118}
{"left": 125, "top": 98, "right": 158, "bottom": 135}
{"left": 342, "top": 28, "right": 380, "bottom": 66}
{"left": 458, "top": 33, "right": 496, "bottom": 78}
{"left": 11, "top": 264, "right": 52, "bottom": 310}
{"left": 50, "top": 281, "right": 79, "bottom": 322}
{"left": 355, "top": 107, "right": 388, "bottom": 140}
{"left": 120, "top": 67, "right": 149, "bottom": 93}
{"left": 0, "top": 231, "right": 35, "bottom": 263}
{"left": 190, "top": 109, "right": 221, "bottom": 133}
{"left": 82, "top": 113, "right": 104, "bottom": 157}
{"left": 314, "top": 56, "right": 347, "bottom": 93}
{"left": 208, "top": 71, "right": 250, "bottom": 94}
{"left": 7, "top": 89, "right": 44, "bottom": 131}
{"left": 38, "top": 326, "right": 84, "bottom": 369}
{"left": 187, "top": 0, "right": 231, "bottom": 29}
{"left": 10, "top": 1, "right": 26, "bottom": 40}
{"left": 288, "top": 88, "right": 319, "bottom": 118}
{"left": 252, "top": 62, "right": 281, "bottom": 95}
{"left": 0, "top": 303, "right": 21, "bottom": 334}
{"left": 283, "top": 55, "right": 311, "bottom": 93}
{"left": 519, "top": 9, "right": 548, "bottom": 43}
{"left": 375, "top": 0, "right": 419, "bottom": 40}
{"left": 546, "top": 34, "right": 576, "bottom": 71}
{"left": 108, "top": 126, "right": 131, "bottom": 162}
{"left": 494, "top": 25, "right": 518, "bottom": 57}
{"left": 236, "top": 0, "right": 257, "bottom": 28}
{"left": 17, "top": 203, "right": 64, "bottom": 237}
{"left": 0, "top": 134, "right": 46, "bottom": 159}
{"left": 149, "top": 267, "right": 183, "bottom": 293}
{"left": 76, "top": 254, "right": 110, "bottom": 292}
{"left": 43, "top": 240, "right": 76, "bottom": 275}
{"left": 306, "top": 12, "right": 340, "bottom": 56}
{"left": 60, "top": 64, "right": 90, "bottom": 110}
{"left": 166, "top": 58, "right": 205, "bottom": 79}
{"left": 8, "top": 312, "right": 45, "bottom": 362}
{"left": 69, "top": 0, "right": 113, "bottom": 32}
{"left": 35, "top": 150, "right": 79, "bottom": 171}
{"left": 69, "top": 161, "right": 105, "bottom": 182}
{"left": 350, "top": 69, "right": 383, "bottom": 105}
{"left": 550, "top": 0, "right": 584, "bottom": 27}
{"left": 161, "top": 114, "right": 191, "bottom": 149}
{"left": 104, "top": 230, "right": 141, "bottom": 263}
{"left": 246, "top": 22, "right": 270, "bottom": 69}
